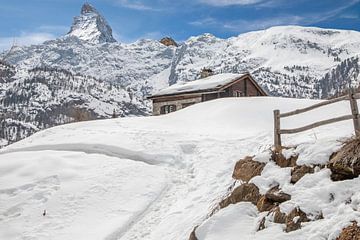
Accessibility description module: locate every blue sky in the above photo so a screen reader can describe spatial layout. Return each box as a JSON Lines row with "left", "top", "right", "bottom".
{"left": 0, "top": 0, "right": 360, "bottom": 51}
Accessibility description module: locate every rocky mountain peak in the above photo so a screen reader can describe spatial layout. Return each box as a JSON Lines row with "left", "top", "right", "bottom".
{"left": 159, "top": 37, "right": 178, "bottom": 47}
{"left": 66, "top": 3, "right": 116, "bottom": 44}
{"left": 81, "top": 3, "right": 98, "bottom": 14}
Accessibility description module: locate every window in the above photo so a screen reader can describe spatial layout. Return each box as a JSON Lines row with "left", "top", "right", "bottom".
{"left": 160, "top": 105, "right": 176, "bottom": 114}
{"left": 235, "top": 91, "right": 245, "bottom": 97}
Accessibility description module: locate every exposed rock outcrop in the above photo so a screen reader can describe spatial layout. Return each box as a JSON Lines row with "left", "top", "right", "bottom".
{"left": 265, "top": 185, "right": 291, "bottom": 203}
{"left": 271, "top": 150, "right": 298, "bottom": 168}
{"left": 160, "top": 37, "right": 178, "bottom": 47}
{"left": 257, "top": 196, "right": 275, "bottom": 212}
{"left": 232, "top": 156, "right": 265, "bottom": 182}
{"left": 188, "top": 226, "right": 198, "bottom": 240}
{"left": 328, "top": 138, "right": 360, "bottom": 181}
{"left": 285, "top": 207, "right": 309, "bottom": 232}
{"left": 336, "top": 221, "right": 360, "bottom": 240}
{"left": 219, "top": 183, "right": 260, "bottom": 209}
{"left": 291, "top": 165, "right": 315, "bottom": 183}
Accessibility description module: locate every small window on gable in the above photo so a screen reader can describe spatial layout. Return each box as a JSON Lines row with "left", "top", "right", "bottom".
{"left": 160, "top": 104, "right": 176, "bottom": 114}
{"left": 235, "top": 91, "right": 245, "bottom": 97}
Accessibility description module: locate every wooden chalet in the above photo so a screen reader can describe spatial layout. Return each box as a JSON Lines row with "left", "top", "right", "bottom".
{"left": 147, "top": 72, "right": 267, "bottom": 115}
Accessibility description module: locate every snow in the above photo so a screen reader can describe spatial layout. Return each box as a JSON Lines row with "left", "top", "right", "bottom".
{"left": 151, "top": 73, "right": 244, "bottom": 97}
{"left": 0, "top": 97, "right": 358, "bottom": 239}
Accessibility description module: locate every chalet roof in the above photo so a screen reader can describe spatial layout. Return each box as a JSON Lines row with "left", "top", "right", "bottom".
{"left": 149, "top": 73, "right": 253, "bottom": 98}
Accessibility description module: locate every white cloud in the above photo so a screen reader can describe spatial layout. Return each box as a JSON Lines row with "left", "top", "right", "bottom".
{"left": 0, "top": 32, "right": 55, "bottom": 52}
{"left": 198, "top": 0, "right": 264, "bottom": 6}
{"left": 190, "top": 0, "right": 360, "bottom": 32}
{"left": 116, "top": 0, "right": 160, "bottom": 11}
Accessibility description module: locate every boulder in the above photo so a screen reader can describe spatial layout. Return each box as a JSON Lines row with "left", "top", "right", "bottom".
{"left": 232, "top": 156, "right": 265, "bottom": 182}
{"left": 219, "top": 183, "right": 261, "bottom": 209}
{"left": 291, "top": 165, "right": 314, "bottom": 183}
{"left": 159, "top": 37, "right": 178, "bottom": 47}
{"left": 271, "top": 150, "right": 297, "bottom": 168}
{"left": 257, "top": 196, "right": 275, "bottom": 212}
{"left": 257, "top": 206, "right": 286, "bottom": 231}
{"left": 336, "top": 221, "right": 360, "bottom": 240}
{"left": 328, "top": 138, "right": 360, "bottom": 181}
{"left": 285, "top": 207, "right": 309, "bottom": 232}
{"left": 265, "top": 186, "right": 291, "bottom": 203}
{"left": 271, "top": 206, "right": 287, "bottom": 224}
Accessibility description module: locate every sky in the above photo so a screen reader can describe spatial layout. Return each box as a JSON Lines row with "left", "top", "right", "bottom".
{"left": 0, "top": 0, "right": 360, "bottom": 51}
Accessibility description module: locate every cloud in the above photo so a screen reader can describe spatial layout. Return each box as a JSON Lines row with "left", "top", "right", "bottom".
{"left": 115, "top": 0, "right": 161, "bottom": 11}
{"left": 0, "top": 32, "right": 55, "bottom": 52}
{"left": 190, "top": 0, "right": 360, "bottom": 32}
{"left": 198, "top": 0, "right": 264, "bottom": 6}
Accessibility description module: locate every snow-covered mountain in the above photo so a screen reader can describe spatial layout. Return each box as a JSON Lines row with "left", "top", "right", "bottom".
{"left": 3, "top": 3, "right": 360, "bottom": 99}
{"left": 67, "top": 3, "right": 116, "bottom": 44}
{"left": 0, "top": 61, "right": 147, "bottom": 147}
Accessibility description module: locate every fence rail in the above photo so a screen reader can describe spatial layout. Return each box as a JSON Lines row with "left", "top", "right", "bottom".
{"left": 273, "top": 91, "right": 360, "bottom": 151}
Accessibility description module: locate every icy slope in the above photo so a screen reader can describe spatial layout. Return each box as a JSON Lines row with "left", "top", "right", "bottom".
{"left": 0, "top": 97, "right": 356, "bottom": 240}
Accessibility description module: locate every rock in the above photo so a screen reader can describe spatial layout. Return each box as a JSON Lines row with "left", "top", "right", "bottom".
{"left": 188, "top": 226, "right": 198, "bottom": 240}
{"left": 159, "top": 37, "right": 178, "bottom": 47}
{"left": 265, "top": 186, "right": 291, "bottom": 203}
{"left": 336, "top": 221, "right": 360, "bottom": 240}
{"left": 285, "top": 207, "right": 309, "bottom": 232}
{"left": 257, "top": 206, "right": 286, "bottom": 231}
{"left": 219, "top": 183, "right": 261, "bottom": 209}
{"left": 257, "top": 217, "right": 266, "bottom": 231}
{"left": 257, "top": 196, "right": 275, "bottom": 212}
{"left": 271, "top": 150, "right": 297, "bottom": 168}
{"left": 270, "top": 206, "right": 287, "bottom": 224}
{"left": 328, "top": 138, "right": 360, "bottom": 181}
{"left": 291, "top": 165, "right": 314, "bottom": 183}
{"left": 232, "top": 156, "right": 265, "bottom": 182}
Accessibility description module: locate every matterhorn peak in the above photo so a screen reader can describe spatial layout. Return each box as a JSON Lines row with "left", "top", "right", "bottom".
{"left": 66, "top": 3, "right": 116, "bottom": 44}
{"left": 81, "top": 2, "right": 98, "bottom": 14}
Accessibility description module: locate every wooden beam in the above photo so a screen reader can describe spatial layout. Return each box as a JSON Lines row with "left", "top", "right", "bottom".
{"left": 349, "top": 91, "right": 360, "bottom": 137}
{"left": 273, "top": 110, "right": 281, "bottom": 150}
{"left": 353, "top": 92, "right": 360, "bottom": 99}
{"left": 280, "top": 95, "right": 349, "bottom": 118}
{"left": 280, "top": 115, "right": 353, "bottom": 134}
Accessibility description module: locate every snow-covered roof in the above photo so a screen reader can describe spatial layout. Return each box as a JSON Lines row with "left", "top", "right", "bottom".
{"left": 150, "top": 73, "right": 248, "bottom": 97}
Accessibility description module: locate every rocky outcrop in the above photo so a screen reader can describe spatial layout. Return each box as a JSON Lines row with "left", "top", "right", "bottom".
{"left": 257, "top": 186, "right": 291, "bottom": 212}
{"left": 188, "top": 226, "right": 198, "bottom": 240}
{"left": 285, "top": 207, "right": 309, "bottom": 232}
{"left": 219, "top": 183, "right": 260, "bottom": 209}
{"left": 291, "top": 165, "right": 315, "bottom": 183}
{"left": 232, "top": 156, "right": 265, "bottom": 182}
{"left": 271, "top": 150, "right": 298, "bottom": 168}
{"left": 160, "top": 37, "right": 178, "bottom": 47}
{"left": 336, "top": 221, "right": 360, "bottom": 240}
{"left": 257, "top": 196, "right": 274, "bottom": 212}
{"left": 265, "top": 186, "right": 291, "bottom": 203}
{"left": 328, "top": 138, "right": 360, "bottom": 181}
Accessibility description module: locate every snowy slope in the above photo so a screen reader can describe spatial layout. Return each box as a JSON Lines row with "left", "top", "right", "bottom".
{"left": 0, "top": 96, "right": 357, "bottom": 240}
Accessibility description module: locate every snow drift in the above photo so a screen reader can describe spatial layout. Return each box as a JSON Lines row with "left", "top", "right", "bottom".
{"left": 0, "top": 97, "right": 357, "bottom": 240}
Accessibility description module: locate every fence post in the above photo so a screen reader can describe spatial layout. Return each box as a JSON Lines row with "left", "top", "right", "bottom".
{"left": 349, "top": 91, "right": 360, "bottom": 137}
{"left": 273, "top": 109, "right": 281, "bottom": 151}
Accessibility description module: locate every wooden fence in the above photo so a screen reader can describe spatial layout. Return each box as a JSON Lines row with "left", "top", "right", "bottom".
{"left": 273, "top": 91, "right": 360, "bottom": 151}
